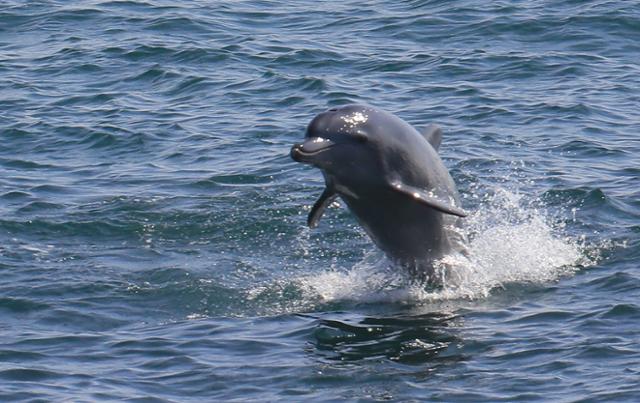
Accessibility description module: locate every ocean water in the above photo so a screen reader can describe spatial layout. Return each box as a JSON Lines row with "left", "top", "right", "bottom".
{"left": 1, "top": 0, "right": 639, "bottom": 401}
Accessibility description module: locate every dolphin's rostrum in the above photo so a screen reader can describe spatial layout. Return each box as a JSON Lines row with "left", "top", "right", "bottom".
{"left": 291, "top": 104, "right": 467, "bottom": 281}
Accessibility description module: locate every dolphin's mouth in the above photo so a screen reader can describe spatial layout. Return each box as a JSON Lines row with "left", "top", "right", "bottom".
{"left": 290, "top": 137, "right": 334, "bottom": 162}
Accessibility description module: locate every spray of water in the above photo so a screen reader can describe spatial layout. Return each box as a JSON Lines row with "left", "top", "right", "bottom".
{"left": 295, "top": 188, "right": 596, "bottom": 304}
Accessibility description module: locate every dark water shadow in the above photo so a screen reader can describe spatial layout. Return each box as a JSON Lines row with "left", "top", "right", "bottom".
{"left": 303, "top": 309, "right": 465, "bottom": 368}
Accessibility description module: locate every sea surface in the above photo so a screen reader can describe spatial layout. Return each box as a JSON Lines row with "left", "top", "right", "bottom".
{"left": 1, "top": 1, "right": 639, "bottom": 401}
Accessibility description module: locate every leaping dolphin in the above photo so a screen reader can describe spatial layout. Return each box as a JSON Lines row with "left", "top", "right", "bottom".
{"left": 291, "top": 104, "right": 467, "bottom": 281}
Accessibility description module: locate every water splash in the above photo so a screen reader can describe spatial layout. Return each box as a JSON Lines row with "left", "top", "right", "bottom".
{"left": 296, "top": 188, "right": 597, "bottom": 304}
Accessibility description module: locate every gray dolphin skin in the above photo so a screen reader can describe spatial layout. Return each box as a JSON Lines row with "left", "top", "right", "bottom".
{"left": 290, "top": 104, "right": 467, "bottom": 280}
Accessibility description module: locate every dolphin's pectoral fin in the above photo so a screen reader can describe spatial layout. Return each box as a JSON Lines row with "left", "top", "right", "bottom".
{"left": 389, "top": 181, "right": 467, "bottom": 217}
{"left": 419, "top": 124, "right": 442, "bottom": 151}
{"left": 308, "top": 186, "right": 338, "bottom": 228}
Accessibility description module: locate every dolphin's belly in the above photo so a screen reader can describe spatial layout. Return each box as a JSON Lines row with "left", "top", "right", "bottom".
{"left": 342, "top": 192, "right": 451, "bottom": 264}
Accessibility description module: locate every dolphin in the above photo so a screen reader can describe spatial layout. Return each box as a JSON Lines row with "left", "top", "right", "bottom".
{"left": 290, "top": 104, "right": 467, "bottom": 281}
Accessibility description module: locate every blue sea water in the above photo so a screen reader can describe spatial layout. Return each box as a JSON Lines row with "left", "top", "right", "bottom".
{"left": 1, "top": 0, "right": 639, "bottom": 401}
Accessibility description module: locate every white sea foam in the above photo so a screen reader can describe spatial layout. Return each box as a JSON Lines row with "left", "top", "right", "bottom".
{"left": 296, "top": 188, "right": 596, "bottom": 304}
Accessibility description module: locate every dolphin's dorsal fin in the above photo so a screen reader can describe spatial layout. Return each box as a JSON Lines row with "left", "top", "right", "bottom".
{"left": 388, "top": 180, "right": 467, "bottom": 217}
{"left": 308, "top": 186, "right": 338, "bottom": 228}
{"left": 419, "top": 124, "right": 442, "bottom": 151}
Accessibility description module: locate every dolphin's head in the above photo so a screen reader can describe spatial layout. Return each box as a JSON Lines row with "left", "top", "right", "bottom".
{"left": 290, "top": 104, "right": 385, "bottom": 186}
